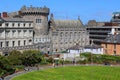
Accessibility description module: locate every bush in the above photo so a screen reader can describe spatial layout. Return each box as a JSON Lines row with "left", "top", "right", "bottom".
{"left": 80, "top": 52, "right": 120, "bottom": 64}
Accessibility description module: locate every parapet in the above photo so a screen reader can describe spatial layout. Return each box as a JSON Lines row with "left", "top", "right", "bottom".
{"left": 20, "top": 5, "right": 50, "bottom": 15}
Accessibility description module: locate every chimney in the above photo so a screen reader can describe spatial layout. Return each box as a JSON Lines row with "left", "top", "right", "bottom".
{"left": 18, "top": 11, "right": 22, "bottom": 15}
{"left": 2, "top": 12, "right": 8, "bottom": 18}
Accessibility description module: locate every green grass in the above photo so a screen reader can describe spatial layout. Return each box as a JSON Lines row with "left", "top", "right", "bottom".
{"left": 12, "top": 66, "right": 120, "bottom": 80}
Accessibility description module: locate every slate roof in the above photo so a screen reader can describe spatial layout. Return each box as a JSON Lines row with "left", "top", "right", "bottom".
{"left": 3, "top": 17, "right": 25, "bottom": 21}
{"left": 68, "top": 44, "right": 102, "bottom": 50}
{"left": 54, "top": 19, "right": 83, "bottom": 27}
{"left": 49, "top": 14, "right": 83, "bottom": 28}
{"left": 102, "top": 34, "right": 120, "bottom": 44}
{"left": 68, "top": 45, "right": 83, "bottom": 50}
{"left": 84, "top": 44, "right": 103, "bottom": 49}
{"left": 1, "top": 17, "right": 32, "bottom": 22}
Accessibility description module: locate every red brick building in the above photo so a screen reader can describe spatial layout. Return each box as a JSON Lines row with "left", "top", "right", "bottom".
{"left": 101, "top": 34, "right": 120, "bottom": 55}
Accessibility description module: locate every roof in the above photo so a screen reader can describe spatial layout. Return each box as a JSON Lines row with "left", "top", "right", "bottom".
{"left": 102, "top": 34, "right": 120, "bottom": 44}
{"left": 68, "top": 45, "right": 83, "bottom": 50}
{"left": 54, "top": 20, "right": 83, "bottom": 27}
{"left": 49, "top": 14, "right": 83, "bottom": 28}
{"left": 2, "top": 17, "right": 33, "bottom": 22}
{"left": 0, "top": 18, "right": 5, "bottom": 23}
{"left": 84, "top": 44, "right": 103, "bottom": 49}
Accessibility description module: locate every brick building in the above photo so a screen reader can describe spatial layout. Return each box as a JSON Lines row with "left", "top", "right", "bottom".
{"left": 101, "top": 33, "right": 120, "bottom": 55}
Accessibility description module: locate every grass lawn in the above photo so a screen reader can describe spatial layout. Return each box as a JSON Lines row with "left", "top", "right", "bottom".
{"left": 12, "top": 66, "right": 120, "bottom": 80}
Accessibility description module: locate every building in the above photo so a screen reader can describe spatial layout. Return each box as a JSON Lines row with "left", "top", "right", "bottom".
{"left": 0, "top": 17, "right": 34, "bottom": 54}
{"left": 111, "top": 12, "right": 120, "bottom": 23}
{"left": 87, "top": 25, "right": 120, "bottom": 45}
{"left": 87, "top": 20, "right": 120, "bottom": 45}
{"left": 49, "top": 14, "right": 89, "bottom": 52}
{"left": 83, "top": 44, "right": 103, "bottom": 54}
{"left": 67, "top": 43, "right": 103, "bottom": 54}
{"left": 86, "top": 12, "right": 120, "bottom": 45}
{"left": 19, "top": 5, "right": 50, "bottom": 44}
{"left": 67, "top": 44, "right": 83, "bottom": 54}
{"left": 0, "top": 5, "right": 89, "bottom": 54}
{"left": 101, "top": 33, "right": 120, "bottom": 55}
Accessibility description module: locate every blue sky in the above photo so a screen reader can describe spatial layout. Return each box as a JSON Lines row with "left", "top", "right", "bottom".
{"left": 0, "top": 0, "right": 120, "bottom": 24}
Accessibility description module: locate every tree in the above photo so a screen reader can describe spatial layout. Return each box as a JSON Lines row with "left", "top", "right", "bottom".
{"left": 7, "top": 50, "right": 22, "bottom": 65}
{"left": 21, "top": 50, "right": 42, "bottom": 66}
{"left": 0, "top": 55, "right": 15, "bottom": 77}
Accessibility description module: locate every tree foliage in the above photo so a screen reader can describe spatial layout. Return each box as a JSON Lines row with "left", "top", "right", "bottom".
{"left": 0, "top": 50, "right": 43, "bottom": 77}
{"left": 80, "top": 52, "right": 120, "bottom": 64}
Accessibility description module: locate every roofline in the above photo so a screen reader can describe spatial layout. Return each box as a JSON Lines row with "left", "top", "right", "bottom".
{"left": 5, "top": 21, "right": 33, "bottom": 23}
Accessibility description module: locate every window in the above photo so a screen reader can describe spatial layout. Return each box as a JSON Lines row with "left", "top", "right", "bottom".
{"left": 105, "top": 44, "right": 107, "bottom": 48}
{"left": 0, "top": 32, "right": 1, "bottom": 37}
{"left": 114, "top": 51, "right": 116, "bottom": 55}
{"left": 0, "top": 42, "right": 3, "bottom": 47}
{"left": 6, "top": 31, "right": 9, "bottom": 38}
{"left": 29, "top": 30, "right": 32, "bottom": 34}
{"left": 12, "top": 30, "right": 15, "bottom": 37}
{"left": 36, "top": 39, "right": 37, "bottom": 42}
{"left": 29, "top": 23, "right": 31, "bottom": 27}
{"left": 29, "top": 39, "right": 32, "bottom": 42}
{"left": 18, "top": 30, "right": 21, "bottom": 36}
{"left": 23, "top": 30, "right": 26, "bottom": 36}
{"left": 24, "top": 40, "right": 26, "bottom": 45}
{"left": 23, "top": 23, "right": 25, "bottom": 27}
{"left": 12, "top": 23, "right": 14, "bottom": 27}
{"left": 36, "top": 19, "right": 41, "bottom": 23}
{"left": 6, "top": 41, "right": 9, "bottom": 47}
{"left": 12, "top": 41, "right": 15, "bottom": 47}
{"left": 39, "top": 38, "right": 41, "bottom": 41}
{"left": 5, "top": 23, "right": 8, "bottom": 26}
{"left": 18, "top": 23, "right": 20, "bottom": 26}
{"left": 114, "top": 44, "right": 116, "bottom": 49}
{"left": 18, "top": 41, "right": 20, "bottom": 46}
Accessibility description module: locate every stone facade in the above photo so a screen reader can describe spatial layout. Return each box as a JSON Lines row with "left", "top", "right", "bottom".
{"left": 0, "top": 6, "right": 89, "bottom": 54}
{"left": 49, "top": 15, "right": 89, "bottom": 52}
{"left": 0, "top": 18, "right": 33, "bottom": 48}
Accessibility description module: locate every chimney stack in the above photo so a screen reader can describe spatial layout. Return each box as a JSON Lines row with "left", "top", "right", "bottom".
{"left": 18, "top": 11, "right": 22, "bottom": 15}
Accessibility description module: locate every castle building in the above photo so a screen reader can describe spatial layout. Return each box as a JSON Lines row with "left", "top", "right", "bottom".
{"left": 49, "top": 14, "right": 89, "bottom": 52}
{"left": 19, "top": 5, "right": 50, "bottom": 44}
{"left": 0, "top": 6, "right": 89, "bottom": 54}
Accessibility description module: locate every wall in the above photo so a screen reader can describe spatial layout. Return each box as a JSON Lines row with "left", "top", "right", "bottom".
{"left": 101, "top": 43, "right": 120, "bottom": 55}
{"left": 83, "top": 48, "right": 103, "bottom": 54}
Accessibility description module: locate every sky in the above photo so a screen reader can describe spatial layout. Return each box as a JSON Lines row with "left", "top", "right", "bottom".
{"left": 0, "top": 0, "right": 120, "bottom": 24}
